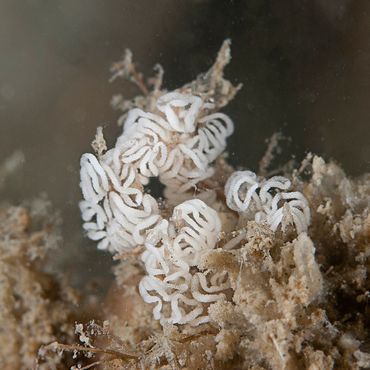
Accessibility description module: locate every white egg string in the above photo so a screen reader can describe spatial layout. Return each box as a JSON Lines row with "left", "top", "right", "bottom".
{"left": 225, "top": 170, "right": 311, "bottom": 235}
{"left": 139, "top": 199, "right": 229, "bottom": 326}
{"left": 80, "top": 92, "right": 233, "bottom": 253}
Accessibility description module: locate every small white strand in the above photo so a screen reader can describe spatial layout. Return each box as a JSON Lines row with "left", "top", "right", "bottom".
{"left": 225, "top": 170, "right": 311, "bottom": 233}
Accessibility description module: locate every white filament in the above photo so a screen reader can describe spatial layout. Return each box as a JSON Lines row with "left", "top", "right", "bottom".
{"left": 225, "top": 170, "right": 311, "bottom": 234}
{"left": 80, "top": 92, "right": 233, "bottom": 252}
{"left": 139, "top": 199, "right": 229, "bottom": 326}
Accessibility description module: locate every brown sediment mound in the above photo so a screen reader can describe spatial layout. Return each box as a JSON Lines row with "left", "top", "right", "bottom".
{"left": 0, "top": 199, "right": 78, "bottom": 369}
{"left": 51, "top": 155, "right": 368, "bottom": 370}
